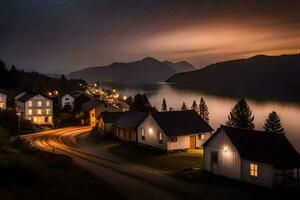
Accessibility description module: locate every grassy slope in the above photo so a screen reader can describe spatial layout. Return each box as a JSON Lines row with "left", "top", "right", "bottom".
{"left": 108, "top": 143, "right": 202, "bottom": 172}
{"left": 0, "top": 138, "right": 124, "bottom": 200}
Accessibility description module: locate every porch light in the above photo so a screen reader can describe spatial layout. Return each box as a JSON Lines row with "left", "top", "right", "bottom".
{"left": 148, "top": 128, "right": 153, "bottom": 133}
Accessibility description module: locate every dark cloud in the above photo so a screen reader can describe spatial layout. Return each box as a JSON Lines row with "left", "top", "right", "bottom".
{"left": 0, "top": 0, "right": 299, "bottom": 72}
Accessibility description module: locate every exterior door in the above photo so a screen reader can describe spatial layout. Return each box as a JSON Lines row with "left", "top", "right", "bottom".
{"left": 211, "top": 151, "right": 218, "bottom": 174}
{"left": 189, "top": 135, "right": 196, "bottom": 148}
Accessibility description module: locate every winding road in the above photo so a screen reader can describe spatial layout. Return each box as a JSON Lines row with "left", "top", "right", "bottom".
{"left": 23, "top": 126, "right": 257, "bottom": 200}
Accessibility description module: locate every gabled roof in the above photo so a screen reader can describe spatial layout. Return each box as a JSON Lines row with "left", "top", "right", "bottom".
{"left": 151, "top": 110, "right": 213, "bottom": 137}
{"left": 100, "top": 111, "right": 124, "bottom": 123}
{"left": 204, "top": 125, "right": 300, "bottom": 169}
{"left": 82, "top": 99, "right": 105, "bottom": 112}
{"left": 116, "top": 111, "right": 147, "bottom": 129}
{"left": 17, "top": 92, "right": 50, "bottom": 102}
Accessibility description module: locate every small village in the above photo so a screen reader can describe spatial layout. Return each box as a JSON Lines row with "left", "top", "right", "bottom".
{"left": 1, "top": 83, "right": 300, "bottom": 191}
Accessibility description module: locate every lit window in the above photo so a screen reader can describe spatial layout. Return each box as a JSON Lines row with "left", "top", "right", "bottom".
{"left": 28, "top": 109, "right": 33, "bottom": 115}
{"left": 48, "top": 116, "right": 52, "bottom": 123}
{"left": 37, "top": 109, "right": 42, "bottom": 115}
{"left": 28, "top": 101, "right": 33, "bottom": 107}
{"left": 46, "top": 101, "right": 50, "bottom": 107}
{"left": 250, "top": 163, "right": 259, "bottom": 177}
{"left": 158, "top": 132, "right": 163, "bottom": 144}
{"left": 198, "top": 134, "right": 206, "bottom": 140}
{"left": 0, "top": 103, "right": 4, "bottom": 108}
{"left": 141, "top": 129, "right": 145, "bottom": 140}
{"left": 37, "top": 101, "right": 42, "bottom": 107}
{"left": 46, "top": 109, "right": 51, "bottom": 115}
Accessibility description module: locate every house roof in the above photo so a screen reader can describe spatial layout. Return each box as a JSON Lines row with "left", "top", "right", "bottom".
{"left": 0, "top": 88, "right": 8, "bottom": 95}
{"left": 116, "top": 111, "right": 147, "bottom": 129}
{"left": 151, "top": 110, "right": 213, "bottom": 137}
{"left": 100, "top": 111, "right": 125, "bottom": 123}
{"left": 82, "top": 99, "right": 105, "bottom": 112}
{"left": 204, "top": 125, "right": 300, "bottom": 169}
{"left": 17, "top": 92, "right": 50, "bottom": 102}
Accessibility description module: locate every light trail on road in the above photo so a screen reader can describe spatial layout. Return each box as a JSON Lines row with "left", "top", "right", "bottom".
{"left": 22, "top": 126, "right": 254, "bottom": 200}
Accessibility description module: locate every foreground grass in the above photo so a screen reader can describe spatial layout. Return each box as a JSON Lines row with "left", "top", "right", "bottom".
{"left": 0, "top": 138, "right": 124, "bottom": 200}
{"left": 108, "top": 143, "right": 202, "bottom": 172}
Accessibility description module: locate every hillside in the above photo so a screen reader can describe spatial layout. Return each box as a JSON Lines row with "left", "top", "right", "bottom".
{"left": 167, "top": 54, "right": 300, "bottom": 100}
{"left": 68, "top": 57, "right": 195, "bottom": 83}
{"left": 0, "top": 61, "right": 86, "bottom": 95}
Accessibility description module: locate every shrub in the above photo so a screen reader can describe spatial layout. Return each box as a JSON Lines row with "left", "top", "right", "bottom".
{"left": 38, "top": 151, "right": 73, "bottom": 169}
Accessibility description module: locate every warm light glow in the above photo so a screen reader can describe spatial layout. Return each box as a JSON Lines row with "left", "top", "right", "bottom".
{"left": 48, "top": 92, "right": 52, "bottom": 96}
{"left": 112, "top": 89, "right": 116, "bottom": 93}
{"left": 123, "top": 96, "right": 127, "bottom": 101}
{"left": 148, "top": 128, "right": 153, "bottom": 133}
{"left": 224, "top": 146, "right": 228, "bottom": 153}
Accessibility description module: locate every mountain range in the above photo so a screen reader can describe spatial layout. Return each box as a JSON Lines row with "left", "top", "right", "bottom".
{"left": 167, "top": 54, "right": 300, "bottom": 100}
{"left": 68, "top": 57, "right": 195, "bottom": 83}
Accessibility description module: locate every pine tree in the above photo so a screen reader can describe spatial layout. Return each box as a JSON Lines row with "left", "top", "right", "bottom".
{"left": 161, "top": 98, "right": 167, "bottom": 112}
{"left": 263, "top": 111, "right": 284, "bottom": 134}
{"left": 226, "top": 99, "right": 255, "bottom": 129}
{"left": 191, "top": 100, "right": 197, "bottom": 111}
{"left": 169, "top": 107, "right": 174, "bottom": 111}
{"left": 199, "top": 97, "right": 209, "bottom": 123}
{"left": 181, "top": 102, "right": 187, "bottom": 110}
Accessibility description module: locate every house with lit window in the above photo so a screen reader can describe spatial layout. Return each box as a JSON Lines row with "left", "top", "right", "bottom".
{"left": 115, "top": 111, "right": 147, "bottom": 142}
{"left": 0, "top": 89, "right": 8, "bottom": 110}
{"left": 203, "top": 125, "right": 300, "bottom": 188}
{"left": 137, "top": 110, "right": 213, "bottom": 152}
{"left": 98, "top": 111, "right": 124, "bottom": 134}
{"left": 82, "top": 99, "right": 120, "bottom": 126}
{"left": 60, "top": 93, "right": 76, "bottom": 110}
{"left": 15, "top": 92, "right": 53, "bottom": 124}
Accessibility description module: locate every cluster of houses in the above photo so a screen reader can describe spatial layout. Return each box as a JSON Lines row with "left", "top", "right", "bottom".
{"left": 1, "top": 88, "right": 300, "bottom": 188}
{"left": 95, "top": 106, "right": 300, "bottom": 189}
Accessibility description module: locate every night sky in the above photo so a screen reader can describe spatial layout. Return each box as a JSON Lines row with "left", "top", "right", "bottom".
{"left": 1, "top": 0, "right": 300, "bottom": 73}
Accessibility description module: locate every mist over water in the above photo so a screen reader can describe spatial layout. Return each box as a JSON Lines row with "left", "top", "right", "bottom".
{"left": 100, "top": 82, "right": 300, "bottom": 152}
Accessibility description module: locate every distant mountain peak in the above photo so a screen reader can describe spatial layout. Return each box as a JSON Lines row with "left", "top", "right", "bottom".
{"left": 141, "top": 57, "right": 160, "bottom": 62}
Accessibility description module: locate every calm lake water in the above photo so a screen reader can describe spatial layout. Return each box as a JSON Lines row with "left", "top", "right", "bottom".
{"left": 101, "top": 82, "right": 300, "bottom": 152}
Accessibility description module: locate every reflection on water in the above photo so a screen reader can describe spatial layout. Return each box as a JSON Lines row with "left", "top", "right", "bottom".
{"left": 100, "top": 82, "right": 300, "bottom": 152}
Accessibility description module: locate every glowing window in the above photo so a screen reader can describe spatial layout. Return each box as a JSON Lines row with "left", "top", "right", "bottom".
{"left": 250, "top": 163, "right": 259, "bottom": 177}
{"left": 46, "top": 109, "right": 51, "bottom": 115}
{"left": 37, "top": 109, "right": 42, "bottom": 115}
{"left": 28, "top": 101, "right": 33, "bottom": 107}
{"left": 37, "top": 101, "right": 42, "bottom": 107}
{"left": 46, "top": 101, "right": 50, "bottom": 107}
{"left": 198, "top": 134, "right": 206, "bottom": 140}
{"left": 158, "top": 132, "right": 163, "bottom": 144}
{"left": 141, "top": 129, "right": 145, "bottom": 140}
{"left": 28, "top": 109, "right": 33, "bottom": 115}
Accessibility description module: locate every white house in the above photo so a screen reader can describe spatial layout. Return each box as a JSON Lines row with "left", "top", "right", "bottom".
{"left": 0, "top": 89, "right": 8, "bottom": 110}
{"left": 15, "top": 92, "right": 53, "bottom": 124}
{"left": 61, "top": 93, "right": 75, "bottom": 110}
{"left": 137, "top": 110, "right": 213, "bottom": 152}
{"left": 203, "top": 125, "right": 300, "bottom": 188}
{"left": 98, "top": 111, "right": 124, "bottom": 134}
{"left": 115, "top": 111, "right": 147, "bottom": 143}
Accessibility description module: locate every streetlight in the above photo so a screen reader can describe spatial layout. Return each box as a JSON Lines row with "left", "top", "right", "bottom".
{"left": 16, "top": 111, "right": 21, "bottom": 137}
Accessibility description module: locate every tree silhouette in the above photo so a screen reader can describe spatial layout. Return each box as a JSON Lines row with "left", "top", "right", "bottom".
{"left": 181, "top": 102, "right": 187, "bottom": 110}
{"left": 191, "top": 100, "right": 198, "bottom": 111}
{"left": 131, "top": 94, "right": 157, "bottom": 113}
{"left": 161, "top": 98, "right": 167, "bottom": 112}
{"left": 227, "top": 99, "right": 254, "bottom": 129}
{"left": 199, "top": 97, "right": 209, "bottom": 123}
{"left": 263, "top": 111, "right": 284, "bottom": 134}
{"left": 169, "top": 107, "right": 174, "bottom": 111}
